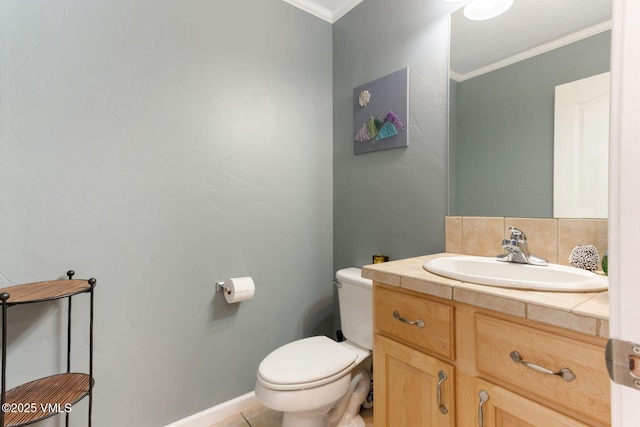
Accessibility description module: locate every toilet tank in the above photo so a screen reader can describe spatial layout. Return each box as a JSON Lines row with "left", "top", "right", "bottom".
{"left": 336, "top": 267, "right": 373, "bottom": 350}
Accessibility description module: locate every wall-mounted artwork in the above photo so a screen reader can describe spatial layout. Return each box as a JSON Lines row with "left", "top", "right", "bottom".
{"left": 353, "top": 68, "right": 409, "bottom": 154}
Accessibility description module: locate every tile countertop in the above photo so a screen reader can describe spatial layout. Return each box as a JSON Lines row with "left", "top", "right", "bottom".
{"left": 362, "top": 253, "right": 610, "bottom": 338}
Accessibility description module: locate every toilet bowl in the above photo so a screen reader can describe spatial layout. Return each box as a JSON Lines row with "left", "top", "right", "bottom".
{"left": 254, "top": 268, "right": 373, "bottom": 427}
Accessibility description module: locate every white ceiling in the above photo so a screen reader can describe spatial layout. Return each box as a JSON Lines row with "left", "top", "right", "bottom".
{"left": 286, "top": 0, "right": 612, "bottom": 80}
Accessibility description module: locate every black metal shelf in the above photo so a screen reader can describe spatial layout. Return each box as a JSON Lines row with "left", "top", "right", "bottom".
{"left": 0, "top": 271, "right": 96, "bottom": 427}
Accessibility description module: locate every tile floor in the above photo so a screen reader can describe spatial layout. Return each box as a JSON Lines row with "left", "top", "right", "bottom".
{"left": 211, "top": 404, "right": 373, "bottom": 427}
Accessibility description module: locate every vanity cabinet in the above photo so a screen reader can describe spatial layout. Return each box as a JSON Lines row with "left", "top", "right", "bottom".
{"left": 372, "top": 283, "right": 611, "bottom": 427}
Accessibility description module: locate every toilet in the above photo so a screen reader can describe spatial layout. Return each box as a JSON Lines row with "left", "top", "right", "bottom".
{"left": 254, "top": 267, "right": 373, "bottom": 427}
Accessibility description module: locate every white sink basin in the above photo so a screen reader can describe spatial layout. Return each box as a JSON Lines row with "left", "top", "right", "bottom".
{"left": 423, "top": 256, "right": 608, "bottom": 292}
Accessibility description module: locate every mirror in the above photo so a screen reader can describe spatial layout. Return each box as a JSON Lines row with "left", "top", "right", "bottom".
{"left": 448, "top": 0, "right": 612, "bottom": 218}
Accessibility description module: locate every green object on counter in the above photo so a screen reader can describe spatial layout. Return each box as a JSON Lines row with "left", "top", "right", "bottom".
{"left": 602, "top": 251, "right": 608, "bottom": 275}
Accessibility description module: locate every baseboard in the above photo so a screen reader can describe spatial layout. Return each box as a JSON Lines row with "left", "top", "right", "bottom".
{"left": 165, "top": 391, "right": 260, "bottom": 427}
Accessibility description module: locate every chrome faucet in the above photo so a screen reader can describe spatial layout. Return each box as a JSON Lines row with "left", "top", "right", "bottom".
{"left": 497, "top": 227, "right": 548, "bottom": 266}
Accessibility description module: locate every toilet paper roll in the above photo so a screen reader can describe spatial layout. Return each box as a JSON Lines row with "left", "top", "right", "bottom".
{"left": 223, "top": 277, "right": 255, "bottom": 303}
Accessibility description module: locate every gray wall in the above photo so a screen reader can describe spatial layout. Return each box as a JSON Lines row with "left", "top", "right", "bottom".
{"left": 450, "top": 31, "right": 611, "bottom": 217}
{"left": 333, "top": 0, "right": 454, "bottom": 270}
{"left": 0, "top": 0, "right": 332, "bottom": 425}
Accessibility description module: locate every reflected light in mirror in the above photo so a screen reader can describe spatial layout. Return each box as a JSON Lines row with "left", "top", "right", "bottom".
{"left": 464, "top": 0, "right": 514, "bottom": 21}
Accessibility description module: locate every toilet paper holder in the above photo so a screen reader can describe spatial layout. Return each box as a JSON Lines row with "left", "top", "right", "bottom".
{"left": 215, "top": 281, "right": 230, "bottom": 294}
{"left": 215, "top": 277, "right": 255, "bottom": 304}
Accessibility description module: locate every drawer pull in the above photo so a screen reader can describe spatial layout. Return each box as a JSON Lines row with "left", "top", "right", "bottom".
{"left": 437, "top": 370, "right": 448, "bottom": 415}
{"left": 477, "top": 389, "right": 489, "bottom": 427}
{"left": 510, "top": 350, "right": 576, "bottom": 382}
{"left": 392, "top": 310, "right": 424, "bottom": 328}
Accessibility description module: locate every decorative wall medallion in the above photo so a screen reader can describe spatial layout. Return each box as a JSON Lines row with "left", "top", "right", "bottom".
{"left": 358, "top": 90, "right": 371, "bottom": 107}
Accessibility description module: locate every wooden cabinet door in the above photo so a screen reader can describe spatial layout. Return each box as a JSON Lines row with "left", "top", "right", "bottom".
{"left": 374, "top": 334, "right": 454, "bottom": 427}
{"left": 468, "top": 378, "right": 593, "bottom": 427}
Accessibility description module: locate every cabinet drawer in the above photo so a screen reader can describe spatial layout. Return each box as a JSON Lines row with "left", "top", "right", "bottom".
{"left": 374, "top": 285, "right": 454, "bottom": 360}
{"left": 475, "top": 314, "right": 610, "bottom": 426}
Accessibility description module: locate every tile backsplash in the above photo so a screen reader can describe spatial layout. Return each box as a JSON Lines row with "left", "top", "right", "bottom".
{"left": 446, "top": 216, "right": 608, "bottom": 268}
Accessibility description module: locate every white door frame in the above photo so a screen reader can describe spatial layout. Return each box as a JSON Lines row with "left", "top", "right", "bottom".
{"left": 609, "top": 0, "right": 640, "bottom": 425}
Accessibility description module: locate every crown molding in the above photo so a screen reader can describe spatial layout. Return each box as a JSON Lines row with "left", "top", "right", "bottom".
{"left": 332, "top": 0, "right": 363, "bottom": 22}
{"left": 282, "top": 0, "right": 333, "bottom": 23}
{"left": 451, "top": 20, "right": 613, "bottom": 82}
{"left": 282, "top": 0, "right": 362, "bottom": 23}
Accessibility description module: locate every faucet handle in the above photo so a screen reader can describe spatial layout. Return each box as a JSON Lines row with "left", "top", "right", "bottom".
{"left": 508, "top": 227, "right": 526, "bottom": 241}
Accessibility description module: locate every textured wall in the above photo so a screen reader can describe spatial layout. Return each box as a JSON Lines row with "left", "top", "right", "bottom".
{"left": 333, "top": 0, "right": 454, "bottom": 270}
{"left": 0, "top": 0, "right": 332, "bottom": 425}
{"left": 450, "top": 31, "right": 611, "bottom": 218}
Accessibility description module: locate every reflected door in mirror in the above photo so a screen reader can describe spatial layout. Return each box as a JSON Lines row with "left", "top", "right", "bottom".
{"left": 553, "top": 72, "right": 610, "bottom": 219}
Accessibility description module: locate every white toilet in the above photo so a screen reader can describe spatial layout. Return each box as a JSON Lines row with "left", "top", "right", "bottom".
{"left": 254, "top": 267, "right": 373, "bottom": 427}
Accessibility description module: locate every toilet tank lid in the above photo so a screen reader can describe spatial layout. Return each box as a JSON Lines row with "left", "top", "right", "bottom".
{"left": 336, "top": 267, "right": 372, "bottom": 289}
{"left": 258, "top": 336, "right": 356, "bottom": 386}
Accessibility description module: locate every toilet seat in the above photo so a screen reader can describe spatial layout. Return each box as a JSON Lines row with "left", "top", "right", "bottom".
{"left": 257, "top": 336, "right": 357, "bottom": 391}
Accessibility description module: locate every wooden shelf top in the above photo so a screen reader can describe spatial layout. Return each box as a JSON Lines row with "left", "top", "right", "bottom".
{"left": 3, "top": 373, "right": 91, "bottom": 427}
{"left": 0, "top": 280, "right": 93, "bottom": 305}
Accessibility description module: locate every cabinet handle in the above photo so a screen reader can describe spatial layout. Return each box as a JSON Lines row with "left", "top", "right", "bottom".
{"left": 510, "top": 350, "right": 576, "bottom": 382}
{"left": 436, "top": 370, "right": 448, "bottom": 414}
{"left": 477, "top": 389, "right": 489, "bottom": 427}
{"left": 392, "top": 310, "right": 424, "bottom": 328}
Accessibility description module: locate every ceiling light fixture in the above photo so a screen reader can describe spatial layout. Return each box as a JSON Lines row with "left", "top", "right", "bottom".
{"left": 463, "top": 0, "right": 513, "bottom": 21}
